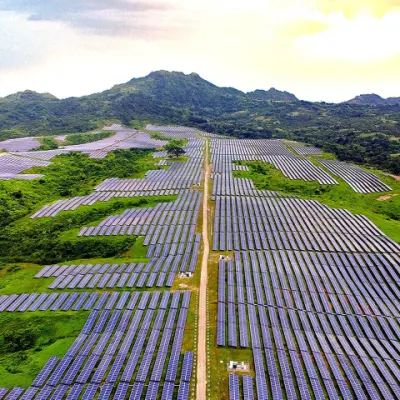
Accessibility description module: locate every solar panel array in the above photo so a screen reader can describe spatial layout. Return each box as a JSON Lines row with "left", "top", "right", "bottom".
{"left": 0, "top": 154, "right": 50, "bottom": 180}
{"left": 1, "top": 291, "right": 194, "bottom": 399}
{"left": 34, "top": 248, "right": 199, "bottom": 290}
{"left": 146, "top": 125, "right": 199, "bottom": 139}
{"left": 319, "top": 159, "right": 392, "bottom": 193}
{"left": 218, "top": 249, "right": 400, "bottom": 399}
{"left": 146, "top": 124, "right": 222, "bottom": 139}
{"left": 212, "top": 195, "right": 400, "bottom": 253}
{"left": 96, "top": 141, "right": 204, "bottom": 191}
{"left": 212, "top": 173, "right": 299, "bottom": 199}
{"left": 211, "top": 134, "right": 400, "bottom": 399}
{"left": 211, "top": 139, "right": 337, "bottom": 185}
{"left": 61, "top": 128, "right": 167, "bottom": 156}
{"left": 289, "top": 145, "right": 322, "bottom": 155}
{"left": 0, "top": 137, "right": 41, "bottom": 152}
{"left": 30, "top": 190, "right": 180, "bottom": 218}
{"left": 31, "top": 138, "right": 204, "bottom": 218}
{"left": 26, "top": 128, "right": 204, "bottom": 301}
{"left": 11, "top": 149, "right": 71, "bottom": 161}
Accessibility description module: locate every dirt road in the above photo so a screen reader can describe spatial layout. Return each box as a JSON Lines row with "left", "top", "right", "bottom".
{"left": 196, "top": 143, "right": 210, "bottom": 400}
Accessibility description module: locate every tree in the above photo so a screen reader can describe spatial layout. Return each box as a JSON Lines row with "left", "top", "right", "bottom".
{"left": 3, "top": 328, "right": 37, "bottom": 352}
{"left": 165, "top": 139, "right": 186, "bottom": 158}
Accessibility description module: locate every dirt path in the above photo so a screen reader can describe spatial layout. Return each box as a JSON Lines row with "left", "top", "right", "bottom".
{"left": 377, "top": 193, "right": 398, "bottom": 201}
{"left": 196, "top": 142, "right": 210, "bottom": 400}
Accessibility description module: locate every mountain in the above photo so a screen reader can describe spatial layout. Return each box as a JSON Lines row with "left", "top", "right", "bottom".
{"left": 0, "top": 70, "right": 399, "bottom": 174}
{"left": 347, "top": 93, "right": 400, "bottom": 105}
{"left": 247, "top": 88, "right": 298, "bottom": 102}
{"left": 110, "top": 71, "right": 244, "bottom": 108}
{"left": 3, "top": 90, "right": 58, "bottom": 102}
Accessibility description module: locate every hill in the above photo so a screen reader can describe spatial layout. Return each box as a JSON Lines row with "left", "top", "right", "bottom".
{"left": 347, "top": 93, "right": 400, "bottom": 105}
{"left": 3, "top": 90, "right": 58, "bottom": 102}
{"left": 247, "top": 88, "right": 298, "bottom": 102}
{"left": 0, "top": 70, "right": 399, "bottom": 174}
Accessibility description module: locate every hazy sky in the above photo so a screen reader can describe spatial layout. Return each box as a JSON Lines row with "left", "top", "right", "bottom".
{"left": 0, "top": 0, "right": 399, "bottom": 102}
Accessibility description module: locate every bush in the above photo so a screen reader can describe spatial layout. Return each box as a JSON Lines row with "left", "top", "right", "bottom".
{"left": 3, "top": 328, "right": 37, "bottom": 352}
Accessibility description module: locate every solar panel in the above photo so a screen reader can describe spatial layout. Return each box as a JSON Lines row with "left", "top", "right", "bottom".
{"left": 114, "top": 383, "right": 129, "bottom": 400}
{"left": 32, "top": 356, "right": 60, "bottom": 387}
{"left": 229, "top": 375, "right": 240, "bottom": 400}
{"left": 145, "top": 381, "right": 160, "bottom": 400}
{"left": 161, "top": 381, "right": 175, "bottom": 400}
{"left": 129, "top": 382, "right": 144, "bottom": 400}
{"left": 97, "top": 383, "right": 113, "bottom": 400}
{"left": 242, "top": 375, "right": 254, "bottom": 400}
{"left": 177, "top": 382, "right": 190, "bottom": 400}
{"left": 19, "top": 387, "right": 38, "bottom": 400}
{"left": 81, "top": 384, "right": 99, "bottom": 400}
{"left": 35, "top": 385, "right": 54, "bottom": 400}
{"left": 180, "top": 352, "right": 194, "bottom": 382}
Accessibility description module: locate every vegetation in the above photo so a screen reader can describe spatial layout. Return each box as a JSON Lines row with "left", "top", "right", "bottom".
{"left": 0, "top": 312, "right": 88, "bottom": 388}
{"left": 63, "top": 131, "right": 113, "bottom": 145}
{"left": 36, "top": 137, "right": 58, "bottom": 151}
{"left": 1, "top": 71, "right": 399, "bottom": 174}
{"left": 165, "top": 139, "right": 186, "bottom": 158}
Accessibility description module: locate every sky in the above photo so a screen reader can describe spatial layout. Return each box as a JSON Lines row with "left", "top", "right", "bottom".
{"left": 0, "top": 0, "right": 399, "bottom": 102}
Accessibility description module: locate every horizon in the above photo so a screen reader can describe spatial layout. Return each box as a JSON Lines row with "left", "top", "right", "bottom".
{"left": 0, "top": 69, "right": 397, "bottom": 104}
{"left": 0, "top": 1, "right": 400, "bottom": 102}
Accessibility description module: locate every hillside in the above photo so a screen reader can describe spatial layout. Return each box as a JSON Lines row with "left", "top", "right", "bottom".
{"left": 247, "top": 88, "right": 298, "bottom": 102}
{"left": 347, "top": 93, "right": 400, "bottom": 105}
{"left": 0, "top": 71, "right": 400, "bottom": 174}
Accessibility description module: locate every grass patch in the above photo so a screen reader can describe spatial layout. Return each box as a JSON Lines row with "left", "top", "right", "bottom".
{"left": 0, "top": 312, "right": 88, "bottom": 388}
{"left": 0, "top": 264, "right": 48, "bottom": 295}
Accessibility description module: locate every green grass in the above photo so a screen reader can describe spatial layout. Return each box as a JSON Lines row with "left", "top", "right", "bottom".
{"left": 234, "top": 161, "right": 400, "bottom": 243}
{"left": 0, "top": 312, "right": 88, "bottom": 388}
{"left": 0, "top": 264, "right": 48, "bottom": 295}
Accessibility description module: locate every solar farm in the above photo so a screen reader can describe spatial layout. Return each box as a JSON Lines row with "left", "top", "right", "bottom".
{"left": 1, "top": 124, "right": 400, "bottom": 399}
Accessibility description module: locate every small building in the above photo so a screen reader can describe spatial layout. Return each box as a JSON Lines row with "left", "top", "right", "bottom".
{"left": 179, "top": 272, "right": 193, "bottom": 278}
{"left": 228, "top": 361, "right": 249, "bottom": 371}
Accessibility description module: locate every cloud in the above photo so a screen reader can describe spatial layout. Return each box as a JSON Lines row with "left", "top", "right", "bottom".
{"left": 0, "top": 0, "right": 176, "bottom": 35}
{"left": 278, "top": 20, "right": 330, "bottom": 38}
{"left": 0, "top": 0, "right": 400, "bottom": 102}
{"left": 314, "top": 0, "right": 400, "bottom": 19}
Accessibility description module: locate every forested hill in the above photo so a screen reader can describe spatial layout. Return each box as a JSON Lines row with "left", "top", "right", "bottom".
{"left": 1, "top": 70, "right": 400, "bottom": 174}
